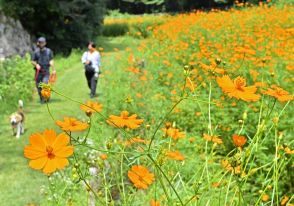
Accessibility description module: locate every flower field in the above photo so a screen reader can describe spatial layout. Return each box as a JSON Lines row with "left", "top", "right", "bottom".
{"left": 18, "top": 4, "right": 294, "bottom": 206}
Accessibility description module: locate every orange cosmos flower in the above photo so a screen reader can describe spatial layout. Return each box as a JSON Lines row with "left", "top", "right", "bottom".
{"left": 100, "top": 154, "right": 108, "bottom": 160}
{"left": 203, "top": 134, "right": 223, "bottom": 144}
{"left": 262, "top": 194, "right": 270, "bottom": 202}
{"left": 162, "top": 127, "right": 185, "bottom": 140}
{"left": 56, "top": 117, "right": 89, "bottom": 132}
{"left": 107, "top": 111, "right": 143, "bottom": 129}
{"left": 216, "top": 75, "right": 260, "bottom": 102}
{"left": 125, "top": 137, "right": 149, "bottom": 147}
{"left": 128, "top": 165, "right": 155, "bottom": 189}
{"left": 80, "top": 101, "right": 103, "bottom": 116}
{"left": 41, "top": 88, "right": 51, "bottom": 101}
{"left": 280, "top": 195, "right": 289, "bottom": 205}
{"left": 263, "top": 85, "right": 293, "bottom": 102}
{"left": 166, "top": 150, "right": 185, "bottom": 161}
{"left": 150, "top": 199, "right": 160, "bottom": 206}
{"left": 232, "top": 134, "right": 247, "bottom": 147}
{"left": 284, "top": 147, "right": 294, "bottom": 155}
{"left": 24, "top": 129, "right": 73, "bottom": 174}
{"left": 221, "top": 159, "right": 241, "bottom": 174}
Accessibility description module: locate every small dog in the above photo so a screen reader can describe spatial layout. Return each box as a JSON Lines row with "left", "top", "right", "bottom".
{"left": 9, "top": 100, "right": 25, "bottom": 138}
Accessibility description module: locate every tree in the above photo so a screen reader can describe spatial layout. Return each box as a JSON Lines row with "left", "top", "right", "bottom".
{"left": 2, "top": 0, "right": 106, "bottom": 54}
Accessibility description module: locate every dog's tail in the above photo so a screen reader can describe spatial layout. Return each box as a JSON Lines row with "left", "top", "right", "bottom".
{"left": 18, "top": 100, "right": 24, "bottom": 113}
{"left": 18, "top": 100, "right": 24, "bottom": 108}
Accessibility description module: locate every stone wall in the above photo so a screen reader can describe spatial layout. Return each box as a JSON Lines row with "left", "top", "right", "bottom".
{"left": 0, "top": 12, "right": 32, "bottom": 59}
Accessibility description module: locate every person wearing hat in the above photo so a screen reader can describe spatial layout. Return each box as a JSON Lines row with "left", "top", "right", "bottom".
{"left": 31, "top": 37, "right": 56, "bottom": 103}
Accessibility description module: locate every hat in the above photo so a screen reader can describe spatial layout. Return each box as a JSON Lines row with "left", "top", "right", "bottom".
{"left": 37, "top": 37, "right": 46, "bottom": 43}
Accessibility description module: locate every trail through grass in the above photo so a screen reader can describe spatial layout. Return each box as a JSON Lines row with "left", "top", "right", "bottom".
{"left": 0, "top": 36, "right": 140, "bottom": 206}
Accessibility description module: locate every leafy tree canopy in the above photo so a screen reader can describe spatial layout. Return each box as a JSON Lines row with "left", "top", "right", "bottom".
{"left": 2, "top": 0, "right": 106, "bottom": 54}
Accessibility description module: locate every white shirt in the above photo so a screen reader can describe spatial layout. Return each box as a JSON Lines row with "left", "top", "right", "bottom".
{"left": 81, "top": 50, "right": 101, "bottom": 73}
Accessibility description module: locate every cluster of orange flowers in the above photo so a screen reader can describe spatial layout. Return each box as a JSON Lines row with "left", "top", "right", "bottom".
{"left": 203, "top": 134, "right": 223, "bottom": 144}
{"left": 24, "top": 101, "right": 102, "bottom": 174}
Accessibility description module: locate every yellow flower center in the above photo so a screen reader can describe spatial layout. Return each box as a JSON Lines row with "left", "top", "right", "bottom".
{"left": 234, "top": 77, "right": 246, "bottom": 90}
{"left": 46, "top": 146, "right": 55, "bottom": 159}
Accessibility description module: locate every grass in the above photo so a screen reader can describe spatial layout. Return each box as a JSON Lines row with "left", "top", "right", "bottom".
{"left": 0, "top": 36, "right": 142, "bottom": 206}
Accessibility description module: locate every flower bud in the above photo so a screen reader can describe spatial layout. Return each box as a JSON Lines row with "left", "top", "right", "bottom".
{"left": 215, "top": 58, "right": 221, "bottom": 65}
{"left": 106, "top": 142, "right": 112, "bottom": 149}
{"left": 272, "top": 116, "right": 279, "bottom": 125}
{"left": 242, "top": 111, "right": 247, "bottom": 121}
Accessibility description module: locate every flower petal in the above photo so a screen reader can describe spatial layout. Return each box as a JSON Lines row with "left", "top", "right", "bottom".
{"left": 55, "top": 158, "right": 69, "bottom": 169}
{"left": 43, "top": 159, "right": 57, "bottom": 174}
{"left": 55, "top": 146, "right": 74, "bottom": 158}
{"left": 53, "top": 133, "right": 70, "bottom": 150}
{"left": 29, "top": 157, "right": 48, "bottom": 170}
{"left": 43, "top": 129, "right": 57, "bottom": 146}
{"left": 24, "top": 145, "right": 46, "bottom": 159}
{"left": 29, "top": 133, "right": 46, "bottom": 149}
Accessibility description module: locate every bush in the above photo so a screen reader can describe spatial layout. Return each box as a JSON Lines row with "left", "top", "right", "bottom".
{"left": 102, "top": 22, "right": 129, "bottom": 37}
{"left": 0, "top": 55, "right": 34, "bottom": 114}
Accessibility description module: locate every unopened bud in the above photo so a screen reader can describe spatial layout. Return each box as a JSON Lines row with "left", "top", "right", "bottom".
{"left": 86, "top": 110, "right": 92, "bottom": 117}
{"left": 242, "top": 111, "right": 247, "bottom": 121}
{"left": 106, "top": 142, "right": 112, "bottom": 149}
{"left": 272, "top": 117, "right": 279, "bottom": 125}
{"left": 184, "top": 65, "right": 190, "bottom": 71}
{"left": 215, "top": 58, "right": 221, "bottom": 65}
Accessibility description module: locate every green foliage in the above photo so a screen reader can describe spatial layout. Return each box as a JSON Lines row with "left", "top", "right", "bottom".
{"left": 128, "top": 19, "right": 162, "bottom": 38}
{"left": 107, "top": 0, "right": 294, "bottom": 13}
{"left": 0, "top": 55, "right": 34, "bottom": 114}
{"left": 123, "top": 0, "right": 164, "bottom": 5}
{"left": 102, "top": 22, "right": 129, "bottom": 37}
{"left": 1, "top": 0, "right": 106, "bottom": 54}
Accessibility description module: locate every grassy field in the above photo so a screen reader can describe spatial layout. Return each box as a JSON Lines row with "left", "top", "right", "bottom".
{"left": 0, "top": 5, "right": 293, "bottom": 206}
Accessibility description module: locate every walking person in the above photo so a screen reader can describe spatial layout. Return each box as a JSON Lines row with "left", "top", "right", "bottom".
{"left": 31, "top": 37, "right": 55, "bottom": 103}
{"left": 81, "top": 42, "right": 101, "bottom": 98}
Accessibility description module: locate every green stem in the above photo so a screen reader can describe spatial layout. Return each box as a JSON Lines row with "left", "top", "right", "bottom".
{"left": 157, "top": 168, "right": 172, "bottom": 204}
{"left": 73, "top": 154, "right": 103, "bottom": 205}
{"left": 102, "top": 168, "right": 108, "bottom": 205}
{"left": 83, "top": 115, "right": 92, "bottom": 143}
{"left": 147, "top": 154, "right": 184, "bottom": 205}
{"left": 208, "top": 81, "right": 213, "bottom": 135}
{"left": 148, "top": 98, "right": 185, "bottom": 151}
{"left": 46, "top": 102, "right": 56, "bottom": 122}
{"left": 120, "top": 152, "right": 126, "bottom": 205}
{"left": 224, "top": 172, "right": 233, "bottom": 206}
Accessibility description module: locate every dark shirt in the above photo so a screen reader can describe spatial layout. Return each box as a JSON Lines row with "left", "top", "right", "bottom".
{"left": 32, "top": 47, "right": 53, "bottom": 72}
